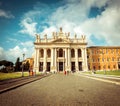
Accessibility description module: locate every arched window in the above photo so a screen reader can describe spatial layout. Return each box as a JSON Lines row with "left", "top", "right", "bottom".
{"left": 78, "top": 49, "right": 82, "bottom": 57}
{"left": 47, "top": 49, "right": 51, "bottom": 58}
{"left": 71, "top": 49, "right": 75, "bottom": 57}
{"left": 59, "top": 48, "right": 63, "bottom": 57}
{"left": 40, "top": 49, "right": 44, "bottom": 57}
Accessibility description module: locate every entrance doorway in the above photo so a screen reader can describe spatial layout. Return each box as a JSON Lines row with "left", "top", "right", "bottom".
{"left": 39, "top": 62, "right": 43, "bottom": 72}
{"left": 79, "top": 62, "right": 82, "bottom": 71}
{"left": 47, "top": 62, "right": 50, "bottom": 72}
{"left": 59, "top": 62, "right": 63, "bottom": 71}
{"left": 71, "top": 62, "right": 75, "bottom": 72}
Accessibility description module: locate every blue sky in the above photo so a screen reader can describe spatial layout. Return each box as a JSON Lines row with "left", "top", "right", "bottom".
{"left": 0, "top": 0, "right": 120, "bottom": 63}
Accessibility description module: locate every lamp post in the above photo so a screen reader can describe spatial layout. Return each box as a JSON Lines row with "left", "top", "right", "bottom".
{"left": 22, "top": 53, "right": 25, "bottom": 77}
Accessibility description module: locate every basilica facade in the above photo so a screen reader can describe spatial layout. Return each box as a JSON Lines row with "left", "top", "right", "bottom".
{"left": 33, "top": 28, "right": 88, "bottom": 73}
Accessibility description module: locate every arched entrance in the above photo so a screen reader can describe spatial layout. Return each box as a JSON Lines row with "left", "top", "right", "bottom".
{"left": 59, "top": 62, "right": 63, "bottom": 71}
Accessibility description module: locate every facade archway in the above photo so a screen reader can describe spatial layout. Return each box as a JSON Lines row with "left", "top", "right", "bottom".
{"left": 78, "top": 49, "right": 82, "bottom": 57}
{"left": 71, "top": 49, "right": 75, "bottom": 57}
{"left": 47, "top": 49, "right": 51, "bottom": 58}
{"left": 40, "top": 49, "right": 44, "bottom": 58}
{"left": 59, "top": 48, "right": 63, "bottom": 57}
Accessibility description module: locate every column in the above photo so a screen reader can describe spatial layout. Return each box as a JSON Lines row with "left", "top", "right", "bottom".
{"left": 65, "top": 48, "right": 68, "bottom": 70}
{"left": 75, "top": 48, "right": 79, "bottom": 71}
{"left": 63, "top": 49, "right": 65, "bottom": 71}
{"left": 82, "top": 48, "right": 85, "bottom": 71}
{"left": 68, "top": 48, "right": 71, "bottom": 71}
{"left": 33, "top": 48, "right": 39, "bottom": 73}
{"left": 36, "top": 48, "right": 39, "bottom": 73}
{"left": 84, "top": 48, "right": 88, "bottom": 71}
{"left": 33, "top": 48, "right": 37, "bottom": 72}
{"left": 51, "top": 48, "right": 54, "bottom": 72}
{"left": 54, "top": 48, "right": 57, "bottom": 72}
{"left": 43, "top": 48, "right": 47, "bottom": 72}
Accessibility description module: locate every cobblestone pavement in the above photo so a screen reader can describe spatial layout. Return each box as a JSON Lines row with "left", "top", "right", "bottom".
{"left": 0, "top": 73, "right": 120, "bottom": 106}
{"left": 0, "top": 74, "right": 50, "bottom": 93}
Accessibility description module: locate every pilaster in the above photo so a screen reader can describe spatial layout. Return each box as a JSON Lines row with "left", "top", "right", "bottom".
{"left": 65, "top": 48, "right": 68, "bottom": 70}
{"left": 68, "top": 48, "right": 71, "bottom": 71}
{"left": 54, "top": 48, "right": 57, "bottom": 72}
{"left": 75, "top": 48, "right": 79, "bottom": 71}
{"left": 43, "top": 48, "right": 47, "bottom": 72}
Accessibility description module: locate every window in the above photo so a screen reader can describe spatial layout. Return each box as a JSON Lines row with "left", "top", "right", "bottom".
{"left": 98, "top": 58, "right": 100, "bottom": 62}
{"left": 78, "top": 49, "right": 82, "bottom": 57}
{"left": 93, "top": 66, "right": 96, "bottom": 70}
{"left": 47, "top": 49, "right": 51, "bottom": 57}
{"left": 40, "top": 49, "right": 44, "bottom": 57}
{"left": 113, "top": 65, "right": 116, "bottom": 69}
{"left": 71, "top": 49, "right": 75, "bottom": 57}
{"left": 59, "top": 48, "right": 63, "bottom": 57}
{"left": 98, "top": 66, "right": 101, "bottom": 70}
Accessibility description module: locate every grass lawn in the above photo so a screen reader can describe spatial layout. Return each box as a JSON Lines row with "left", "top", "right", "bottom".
{"left": 83, "top": 70, "right": 120, "bottom": 76}
{"left": 95, "top": 70, "right": 120, "bottom": 76}
{"left": 0, "top": 72, "right": 29, "bottom": 80}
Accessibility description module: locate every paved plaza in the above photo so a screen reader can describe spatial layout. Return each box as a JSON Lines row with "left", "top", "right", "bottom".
{"left": 0, "top": 73, "right": 120, "bottom": 106}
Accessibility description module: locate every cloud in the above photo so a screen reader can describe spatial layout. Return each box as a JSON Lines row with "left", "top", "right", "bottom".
{"left": 6, "top": 42, "right": 34, "bottom": 63}
{"left": 20, "top": 41, "right": 33, "bottom": 47}
{"left": 18, "top": 0, "right": 120, "bottom": 46}
{"left": 0, "top": 42, "right": 34, "bottom": 63}
{"left": 19, "top": 17, "right": 37, "bottom": 36}
{"left": 0, "top": 47, "right": 6, "bottom": 60}
{"left": 0, "top": 9, "right": 14, "bottom": 18}
{"left": 39, "top": 0, "right": 120, "bottom": 46}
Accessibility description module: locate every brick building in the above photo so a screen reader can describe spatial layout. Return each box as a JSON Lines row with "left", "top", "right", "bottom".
{"left": 87, "top": 46, "right": 120, "bottom": 71}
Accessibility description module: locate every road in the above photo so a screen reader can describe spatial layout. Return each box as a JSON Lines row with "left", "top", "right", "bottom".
{"left": 0, "top": 73, "right": 120, "bottom": 106}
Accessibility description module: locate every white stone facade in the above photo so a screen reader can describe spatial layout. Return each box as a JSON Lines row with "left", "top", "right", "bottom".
{"left": 33, "top": 28, "right": 88, "bottom": 73}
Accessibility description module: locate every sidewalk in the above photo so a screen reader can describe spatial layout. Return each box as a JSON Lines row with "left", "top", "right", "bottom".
{"left": 75, "top": 72, "right": 120, "bottom": 85}
{"left": 0, "top": 74, "right": 51, "bottom": 94}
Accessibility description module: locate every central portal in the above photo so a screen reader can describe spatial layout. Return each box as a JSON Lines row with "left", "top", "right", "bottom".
{"left": 59, "top": 62, "right": 63, "bottom": 71}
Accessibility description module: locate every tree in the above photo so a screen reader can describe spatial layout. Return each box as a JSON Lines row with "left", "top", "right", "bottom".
{"left": 24, "top": 61, "right": 30, "bottom": 71}
{"left": 0, "top": 60, "right": 13, "bottom": 67}
{"left": 15, "top": 57, "right": 21, "bottom": 71}
{"left": 0, "top": 60, "right": 14, "bottom": 73}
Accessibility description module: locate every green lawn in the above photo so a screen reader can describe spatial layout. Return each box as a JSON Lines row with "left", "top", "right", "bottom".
{"left": 84, "top": 70, "right": 120, "bottom": 76}
{"left": 0, "top": 72, "right": 29, "bottom": 80}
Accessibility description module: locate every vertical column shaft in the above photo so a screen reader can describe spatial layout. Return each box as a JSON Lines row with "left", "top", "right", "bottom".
{"left": 36, "top": 48, "right": 39, "bottom": 72}
{"left": 82, "top": 48, "right": 85, "bottom": 71}
{"left": 84, "top": 48, "right": 88, "bottom": 71}
{"left": 65, "top": 48, "right": 68, "bottom": 70}
{"left": 54, "top": 48, "right": 57, "bottom": 71}
{"left": 75, "top": 48, "right": 79, "bottom": 71}
{"left": 33, "top": 48, "right": 37, "bottom": 72}
{"left": 43, "top": 48, "right": 47, "bottom": 72}
{"left": 68, "top": 48, "right": 71, "bottom": 71}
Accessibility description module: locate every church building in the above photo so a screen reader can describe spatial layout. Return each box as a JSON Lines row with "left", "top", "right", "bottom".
{"left": 33, "top": 28, "right": 88, "bottom": 73}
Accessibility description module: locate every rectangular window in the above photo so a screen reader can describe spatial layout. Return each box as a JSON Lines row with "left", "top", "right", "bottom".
{"left": 98, "top": 58, "right": 100, "bottom": 62}
{"left": 113, "top": 65, "right": 116, "bottom": 69}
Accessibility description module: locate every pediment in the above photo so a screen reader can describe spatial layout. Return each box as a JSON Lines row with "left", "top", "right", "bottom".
{"left": 51, "top": 38, "right": 71, "bottom": 43}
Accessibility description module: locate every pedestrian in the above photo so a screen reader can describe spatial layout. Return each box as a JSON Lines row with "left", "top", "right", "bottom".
{"left": 64, "top": 70, "right": 66, "bottom": 75}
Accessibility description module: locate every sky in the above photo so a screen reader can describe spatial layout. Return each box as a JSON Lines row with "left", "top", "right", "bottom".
{"left": 0, "top": 0, "right": 120, "bottom": 63}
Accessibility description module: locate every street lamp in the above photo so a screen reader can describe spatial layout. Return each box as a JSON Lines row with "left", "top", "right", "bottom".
{"left": 22, "top": 53, "right": 25, "bottom": 77}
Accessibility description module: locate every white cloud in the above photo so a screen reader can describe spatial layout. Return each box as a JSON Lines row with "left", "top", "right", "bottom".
{"left": 18, "top": 0, "right": 120, "bottom": 46}
{"left": 20, "top": 41, "right": 33, "bottom": 47}
{"left": 0, "top": 47, "right": 6, "bottom": 60}
{"left": 19, "top": 17, "right": 37, "bottom": 36}
{"left": 0, "top": 43, "right": 34, "bottom": 63}
{"left": 0, "top": 9, "right": 14, "bottom": 18}
{"left": 39, "top": 0, "right": 120, "bottom": 46}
